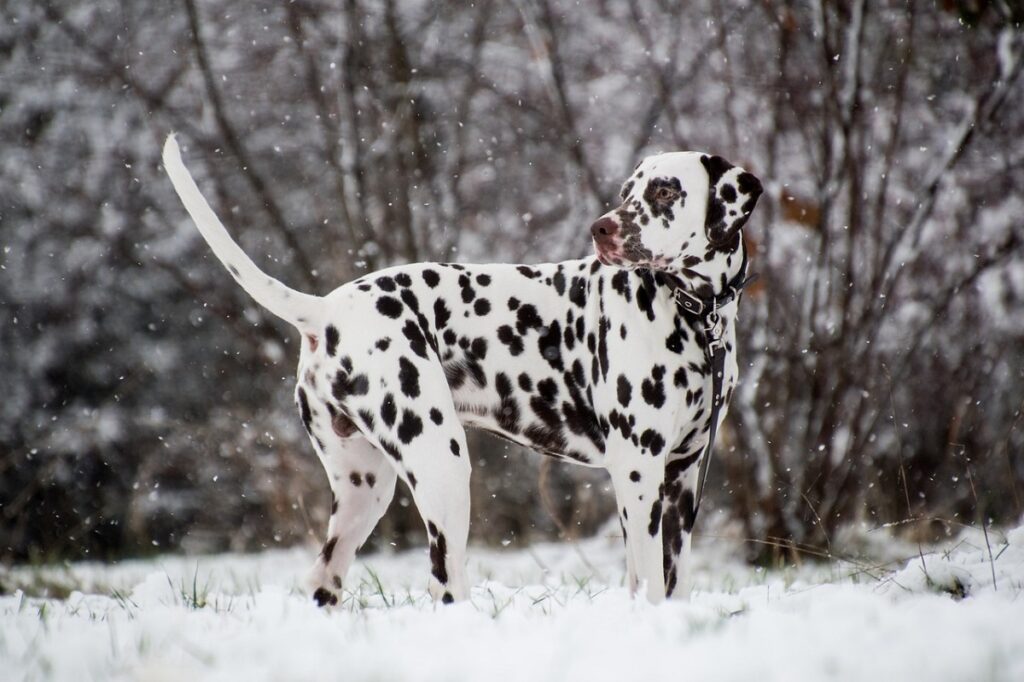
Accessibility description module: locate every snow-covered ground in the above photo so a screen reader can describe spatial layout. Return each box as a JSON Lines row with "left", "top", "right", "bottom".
{"left": 2, "top": 524, "right": 1023, "bottom": 681}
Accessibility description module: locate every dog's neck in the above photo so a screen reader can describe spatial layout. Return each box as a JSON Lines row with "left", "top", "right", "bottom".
{"left": 661, "top": 237, "right": 748, "bottom": 301}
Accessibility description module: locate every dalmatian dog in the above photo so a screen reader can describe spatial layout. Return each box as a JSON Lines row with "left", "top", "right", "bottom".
{"left": 162, "top": 135, "right": 762, "bottom": 605}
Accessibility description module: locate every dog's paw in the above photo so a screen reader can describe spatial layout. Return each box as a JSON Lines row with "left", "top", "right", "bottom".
{"left": 306, "top": 564, "right": 344, "bottom": 608}
{"left": 312, "top": 586, "right": 339, "bottom": 608}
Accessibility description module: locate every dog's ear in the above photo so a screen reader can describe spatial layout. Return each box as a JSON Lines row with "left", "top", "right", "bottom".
{"left": 701, "top": 154, "right": 763, "bottom": 247}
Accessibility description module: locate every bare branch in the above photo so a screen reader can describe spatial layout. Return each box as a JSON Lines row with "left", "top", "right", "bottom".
{"left": 182, "top": 0, "right": 318, "bottom": 289}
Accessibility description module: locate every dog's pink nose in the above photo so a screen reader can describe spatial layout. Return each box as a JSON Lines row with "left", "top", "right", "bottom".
{"left": 590, "top": 217, "right": 619, "bottom": 240}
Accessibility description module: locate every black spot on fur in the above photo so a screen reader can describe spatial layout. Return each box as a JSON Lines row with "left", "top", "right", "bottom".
{"left": 397, "top": 409, "right": 424, "bottom": 444}
{"left": 324, "top": 325, "right": 340, "bottom": 356}
{"left": 553, "top": 271, "right": 566, "bottom": 295}
{"left": 561, "top": 396, "right": 605, "bottom": 452}
{"left": 376, "top": 276, "right": 397, "bottom": 292}
{"left": 666, "top": 329, "right": 685, "bottom": 354}
{"left": 350, "top": 472, "right": 363, "bottom": 486}
{"left": 537, "top": 378, "right": 559, "bottom": 402}
{"left": 629, "top": 470, "right": 641, "bottom": 482}
{"left": 635, "top": 285, "right": 655, "bottom": 321}
{"left": 538, "top": 321, "right": 564, "bottom": 370}
{"left": 681, "top": 490, "right": 697, "bottom": 533}
{"left": 422, "top": 269, "right": 440, "bottom": 287}
{"left": 597, "top": 318, "right": 610, "bottom": 380}
{"left": 395, "top": 273, "right": 412, "bottom": 287}
{"left": 402, "top": 320, "right": 429, "bottom": 359}
{"left": 429, "top": 408, "right": 444, "bottom": 425}
{"left": 530, "top": 396, "right": 561, "bottom": 430}
{"left": 474, "top": 298, "right": 491, "bottom": 316}
{"left": 460, "top": 280, "right": 476, "bottom": 304}
{"left": 429, "top": 531, "right": 449, "bottom": 584}
{"left": 643, "top": 176, "right": 684, "bottom": 220}
{"left": 470, "top": 337, "right": 488, "bottom": 360}
{"left": 358, "top": 409, "right": 376, "bottom": 432}
{"left": 569, "top": 277, "right": 587, "bottom": 308}
{"left": 376, "top": 337, "right": 391, "bottom": 352}
{"left": 381, "top": 393, "right": 397, "bottom": 427}
{"left": 571, "top": 359, "right": 587, "bottom": 389}
{"left": 610, "top": 271, "right": 631, "bottom": 301}
{"left": 497, "top": 325, "right": 524, "bottom": 355}
{"left": 366, "top": 473, "right": 377, "bottom": 487}
{"left": 398, "top": 356, "right": 421, "bottom": 398}
{"left": 515, "top": 304, "right": 543, "bottom": 335}
{"left": 433, "top": 298, "right": 451, "bottom": 329}
{"left": 648, "top": 499, "right": 663, "bottom": 536}
{"left": 516, "top": 265, "right": 540, "bottom": 279}
{"left": 321, "top": 536, "right": 338, "bottom": 563}
{"left": 332, "top": 370, "right": 369, "bottom": 402}
{"left": 297, "top": 388, "right": 313, "bottom": 434}
{"left": 640, "top": 429, "right": 666, "bottom": 456}
{"left": 641, "top": 368, "right": 666, "bottom": 408}
{"left": 524, "top": 423, "right": 567, "bottom": 453}
{"left": 518, "top": 373, "right": 534, "bottom": 392}
{"left": 620, "top": 179, "right": 634, "bottom": 200}
{"left": 450, "top": 439, "right": 461, "bottom": 457}
{"left": 399, "top": 288, "right": 420, "bottom": 312}
{"left": 495, "top": 372, "right": 521, "bottom": 433}
{"left": 376, "top": 296, "right": 403, "bottom": 318}
{"left": 617, "top": 375, "right": 632, "bottom": 407}
{"left": 379, "top": 438, "right": 402, "bottom": 461}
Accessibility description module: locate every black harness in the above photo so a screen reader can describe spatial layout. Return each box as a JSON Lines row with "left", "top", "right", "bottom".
{"left": 663, "top": 262, "right": 757, "bottom": 520}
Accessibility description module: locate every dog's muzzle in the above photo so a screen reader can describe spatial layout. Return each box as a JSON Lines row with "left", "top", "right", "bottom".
{"left": 590, "top": 217, "right": 621, "bottom": 263}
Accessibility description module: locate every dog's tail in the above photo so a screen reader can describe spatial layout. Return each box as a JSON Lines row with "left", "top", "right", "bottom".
{"left": 162, "top": 134, "right": 322, "bottom": 335}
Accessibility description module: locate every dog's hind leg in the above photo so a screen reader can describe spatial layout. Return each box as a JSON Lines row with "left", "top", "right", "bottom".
{"left": 304, "top": 428, "right": 397, "bottom": 608}
{"left": 343, "top": 364, "right": 473, "bottom": 604}
{"left": 404, "top": 433, "right": 473, "bottom": 604}
{"left": 386, "top": 401, "right": 473, "bottom": 604}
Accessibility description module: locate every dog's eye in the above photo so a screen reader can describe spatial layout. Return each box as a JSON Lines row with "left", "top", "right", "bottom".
{"left": 655, "top": 187, "right": 677, "bottom": 201}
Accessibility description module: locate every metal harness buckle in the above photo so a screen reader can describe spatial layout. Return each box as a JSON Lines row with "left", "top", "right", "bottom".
{"left": 706, "top": 306, "right": 723, "bottom": 350}
{"left": 673, "top": 288, "right": 704, "bottom": 316}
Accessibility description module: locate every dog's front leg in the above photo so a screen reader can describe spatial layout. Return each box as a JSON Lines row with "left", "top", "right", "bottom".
{"left": 661, "top": 451, "right": 701, "bottom": 599}
{"left": 609, "top": 453, "right": 667, "bottom": 604}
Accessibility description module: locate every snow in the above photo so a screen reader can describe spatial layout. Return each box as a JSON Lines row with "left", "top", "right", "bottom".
{"left": 3, "top": 526, "right": 1023, "bottom": 681}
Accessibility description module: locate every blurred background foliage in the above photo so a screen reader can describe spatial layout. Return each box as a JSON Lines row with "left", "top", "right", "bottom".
{"left": 1, "top": 0, "right": 1022, "bottom": 565}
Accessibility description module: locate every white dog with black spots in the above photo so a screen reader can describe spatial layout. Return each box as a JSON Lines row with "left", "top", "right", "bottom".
{"left": 162, "top": 135, "right": 762, "bottom": 605}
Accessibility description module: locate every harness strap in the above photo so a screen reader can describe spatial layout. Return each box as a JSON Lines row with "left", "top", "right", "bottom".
{"left": 667, "top": 262, "right": 757, "bottom": 520}
{"left": 694, "top": 339, "right": 726, "bottom": 517}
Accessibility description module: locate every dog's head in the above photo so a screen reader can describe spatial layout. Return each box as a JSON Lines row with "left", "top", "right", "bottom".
{"left": 591, "top": 152, "right": 762, "bottom": 281}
